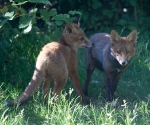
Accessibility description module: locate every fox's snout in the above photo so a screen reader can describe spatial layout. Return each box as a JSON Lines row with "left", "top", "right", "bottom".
{"left": 115, "top": 54, "right": 129, "bottom": 66}
{"left": 111, "top": 50, "right": 130, "bottom": 66}
{"left": 120, "top": 60, "right": 128, "bottom": 66}
{"left": 82, "top": 39, "right": 92, "bottom": 48}
{"left": 86, "top": 41, "right": 92, "bottom": 48}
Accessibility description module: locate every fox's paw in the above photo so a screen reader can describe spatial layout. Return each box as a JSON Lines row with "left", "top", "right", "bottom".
{"left": 4, "top": 101, "right": 13, "bottom": 106}
{"left": 82, "top": 97, "right": 90, "bottom": 105}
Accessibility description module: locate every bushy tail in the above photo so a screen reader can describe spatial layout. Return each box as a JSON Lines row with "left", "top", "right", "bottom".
{"left": 5, "top": 68, "right": 44, "bottom": 106}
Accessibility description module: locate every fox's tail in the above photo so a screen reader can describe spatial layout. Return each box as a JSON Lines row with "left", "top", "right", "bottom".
{"left": 5, "top": 68, "right": 44, "bottom": 106}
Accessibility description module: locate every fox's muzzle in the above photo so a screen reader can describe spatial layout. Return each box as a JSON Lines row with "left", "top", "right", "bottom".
{"left": 85, "top": 42, "right": 92, "bottom": 48}
{"left": 115, "top": 55, "right": 129, "bottom": 66}
{"left": 121, "top": 60, "right": 128, "bottom": 66}
{"left": 82, "top": 40, "right": 92, "bottom": 48}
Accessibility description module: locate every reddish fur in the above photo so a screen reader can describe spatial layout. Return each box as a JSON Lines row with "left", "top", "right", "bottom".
{"left": 6, "top": 23, "right": 92, "bottom": 106}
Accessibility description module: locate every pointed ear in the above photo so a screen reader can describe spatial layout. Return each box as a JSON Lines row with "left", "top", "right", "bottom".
{"left": 65, "top": 24, "right": 73, "bottom": 34}
{"left": 110, "top": 30, "right": 120, "bottom": 44}
{"left": 127, "top": 30, "right": 137, "bottom": 43}
{"left": 72, "top": 14, "right": 80, "bottom": 26}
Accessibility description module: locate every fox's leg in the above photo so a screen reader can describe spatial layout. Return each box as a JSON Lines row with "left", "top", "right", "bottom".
{"left": 104, "top": 73, "right": 114, "bottom": 101}
{"left": 69, "top": 71, "right": 89, "bottom": 104}
{"left": 104, "top": 73, "right": 121, "bottom": 101}
{"left": 112, "top": 75, "right": 121, "bottom": 93}
{"left": 42, "top": 76, "right": 51, "bottom": 101}
{"left": 49, "top": 56, "right": 68, "bottom": 99}
{"left": 83, "top": 55, "right": 95, "bottom": 96}
{"left": 52, "top": 77, "right": 67, "bottom": 96}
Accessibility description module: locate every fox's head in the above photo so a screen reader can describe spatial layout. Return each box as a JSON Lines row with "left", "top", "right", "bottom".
{"left": 62, "top": 15, "right": 92, "bottom": 49}
{"left": 110, "top": 30, "right": 137, "bottom": 66}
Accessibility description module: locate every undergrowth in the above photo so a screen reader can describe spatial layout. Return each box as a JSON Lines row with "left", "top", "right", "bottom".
{"left": 0, "top": 31, "right": 150, "bottom": 125}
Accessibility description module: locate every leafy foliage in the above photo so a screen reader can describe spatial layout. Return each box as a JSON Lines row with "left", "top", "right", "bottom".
{"left": 57, "top": 0, "right": 150, "bottom": 35}
{"left": 0, "top": 0, "right": 81, "bottom": 84}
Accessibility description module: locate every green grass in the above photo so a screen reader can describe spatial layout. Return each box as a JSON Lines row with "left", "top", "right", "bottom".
{"left": 0, "top": 32, "right": 150, "bottom": 125}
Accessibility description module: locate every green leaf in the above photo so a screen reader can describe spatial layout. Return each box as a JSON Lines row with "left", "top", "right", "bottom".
{"left": 0, "top": 11, "right": 15, "bottom": 27}
{"left": 65, "top": 17, "right": 75, "bottom": 23}
{"left": 29, "top": 8, "right": 38, "bottom": 14}
{"left": 4, "top": 12, "right": 15, "bottom": 20}
{"left": 49, "top": 9, "right": 57, "bottom": 17}
{"left": 0, "top": 18, "right": 9, "bottom": 28}
{"left": 4, "top": 11, "right": 14, "bottom": 18}
{"left": 32, "top": 18, "right": 37, "bottom": 25}
{"left": 19, "top": 15, "right": 32, "bottom": 28}
{"left": 29, "top": 0, "right": 51, "bottom": 5}
{"left": 23, "top": 23, "right": 32, "bottom": 34}
{"left": 68, "top": 10, "right": 81, "bottom": 15}
{"left": 55, "top": 20, "right": 63, "bottom": 26}
{"left": 0, "top": 6, "right": 8, "bottom": 13}
{"left": 40, "top": 9, "right": 57, "bottom": 23}
{"left": 12, "top": 0, "right": 28, "bottom": 5}
{"left": 40, "top": 10, "right": 50, "bottom": 23}
{"left": 52, "top": 14, "right": 68, "bottom": 21}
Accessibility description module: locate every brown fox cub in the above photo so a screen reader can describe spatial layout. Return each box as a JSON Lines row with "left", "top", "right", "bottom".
{"left": 83, "top": 30, "right": 137, "bottom": 101}
{"left": 5, "top": 16, "right": 92, "bottom": 106}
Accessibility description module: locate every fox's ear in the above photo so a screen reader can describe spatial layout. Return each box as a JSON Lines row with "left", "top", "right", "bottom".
{"left": 127, "top": 30, "right": 137, "bottom": 43}
{"left": 65, "top": 24, "right": 73, "bottom": 34}
{"left": 65, "top": 24, "right": 78, "bottom": 34}
{"left": 72, "top": 14, "right": 80, "bottom": 26}
{"left": 65, "top": 15, "right": 81, "bottom": 34}
{"left": 110, "top": 30, "right": 120, "bottom": 44}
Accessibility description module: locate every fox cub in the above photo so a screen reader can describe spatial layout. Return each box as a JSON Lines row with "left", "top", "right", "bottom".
{"left": 5, "top": 16, "right": 92, "bottom": 106}
{"left": 83, "top": 30, "right": 137, "bottom": 101}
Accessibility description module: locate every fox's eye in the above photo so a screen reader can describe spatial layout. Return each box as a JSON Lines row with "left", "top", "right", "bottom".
{"left": 129, "top": 40, "right": 133, "bottom": 43}
{"left": 80, "top": 37, "right": 84, "bottom": 41}
{"left": 114, "top": 40, "right": 118, "bottom": 43}
{"left": 116, "top": 50, "right": 121, "bottom": 54}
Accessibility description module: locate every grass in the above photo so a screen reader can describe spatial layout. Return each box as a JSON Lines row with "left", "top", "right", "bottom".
{"left": 0, "top": 31, "right": 150, "bottom": 125}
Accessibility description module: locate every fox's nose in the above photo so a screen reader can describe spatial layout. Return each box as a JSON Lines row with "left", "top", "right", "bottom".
{"left": 122, "top": 61, "right": 128, "bottom": 65}
{"left": 86, "top": 40, "right": 92, "bottom": 47}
